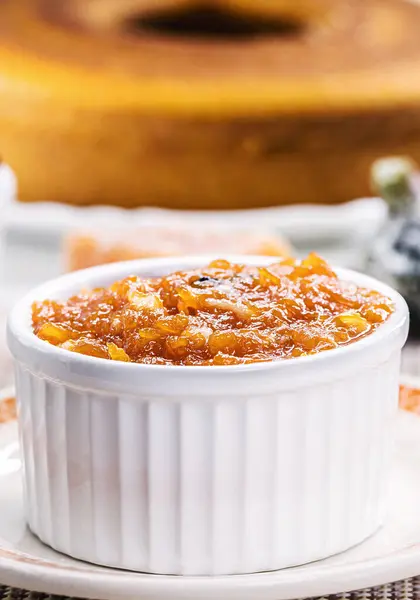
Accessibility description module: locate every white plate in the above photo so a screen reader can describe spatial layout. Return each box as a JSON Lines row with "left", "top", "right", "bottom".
{"left": 0, "top": 196, "right": 386, "bottom": 245}
{"left": 0, "top": 163, "right": 385, "bottom": 244}
{"left": 0, "top": 389, "right": 420, "bottom": 599}
{"left": 0, "top": 162, "right": 388, "bottom": 309}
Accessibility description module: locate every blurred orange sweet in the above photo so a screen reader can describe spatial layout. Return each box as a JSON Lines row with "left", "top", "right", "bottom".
{"left": 0, "top": 397, "right": 16, "bottom": 424}
{"left": 399, "top": 384, "right": 420, "bottom": 415}
{"left": 64, "top": 227, "right": 292, "bottom": 272}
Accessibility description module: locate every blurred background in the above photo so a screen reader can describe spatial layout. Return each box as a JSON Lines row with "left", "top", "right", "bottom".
{"left": 1, "top": 0, "right": 420, "bottom": 383}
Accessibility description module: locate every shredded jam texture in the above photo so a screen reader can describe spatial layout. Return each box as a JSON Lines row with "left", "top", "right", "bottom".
{"left": 32, "top": 254, "right": 394, "bottom": 366}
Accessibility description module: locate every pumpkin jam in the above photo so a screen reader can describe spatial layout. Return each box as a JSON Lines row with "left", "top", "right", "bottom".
{"left": 32, "top": 254, "right": 394, "bottom": 366}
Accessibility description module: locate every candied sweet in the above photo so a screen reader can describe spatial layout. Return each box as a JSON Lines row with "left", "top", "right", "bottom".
{"left": 32, "top": 254, "right": 395, "bottom": 366}
{"left": 64, "top": 226, "right": 292, "bottom": 272}
{"left": 0, "top": 397, "right": 17, "bottom": 423}
{"left": 399, "top": 384, "right": 420, "bottom": 414}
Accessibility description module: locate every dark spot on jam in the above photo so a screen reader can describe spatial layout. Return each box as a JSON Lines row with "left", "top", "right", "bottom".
{"left": 192, "top": 276, "right": 220, "bottom": 287}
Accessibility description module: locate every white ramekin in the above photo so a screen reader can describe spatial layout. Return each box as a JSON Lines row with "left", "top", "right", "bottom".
{"left": 7, "top": 255, "right": 409, "bottom": 576}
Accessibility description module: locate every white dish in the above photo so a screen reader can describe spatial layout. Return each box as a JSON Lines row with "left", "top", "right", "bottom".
{"left": 0, "top": 159, "right": 385, "bottom": 244}
{"left": 7, "top": 256, "right": 409, "bottom": 575}
{"left": 0, "top": 388, "right": 420, "bottom": 599}
{"left": 0, "top": 161, "right": 388, "bottom": 308}
{"left": 0, "top": 196, "right": 386, "bottom": 245}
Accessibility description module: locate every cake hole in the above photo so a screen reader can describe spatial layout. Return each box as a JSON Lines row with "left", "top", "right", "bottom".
{"left": 125, "top": 5, "right": 305, "bottom": 41}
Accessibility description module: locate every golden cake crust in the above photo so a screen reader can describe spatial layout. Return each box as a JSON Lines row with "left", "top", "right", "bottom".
{"left": 1, "top": 0, "right": 420, "bottom": 207}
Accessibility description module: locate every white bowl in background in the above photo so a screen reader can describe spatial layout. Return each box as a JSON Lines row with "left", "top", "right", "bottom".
{"left": 7, "top": 256, "right": 409, "bottom": 576}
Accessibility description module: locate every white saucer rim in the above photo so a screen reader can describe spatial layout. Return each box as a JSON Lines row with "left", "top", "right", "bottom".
{"left": 0, "top": 532, "right": 419, "bottom": 600}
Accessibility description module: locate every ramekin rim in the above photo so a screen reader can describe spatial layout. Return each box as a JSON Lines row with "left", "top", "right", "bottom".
{"left": 7, "top": 254, "right": 409, "bottom": 375}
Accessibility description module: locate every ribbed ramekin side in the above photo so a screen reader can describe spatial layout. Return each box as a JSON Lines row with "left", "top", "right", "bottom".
{"left": 15, "top": 349, "right": 401, "bottom": 575}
